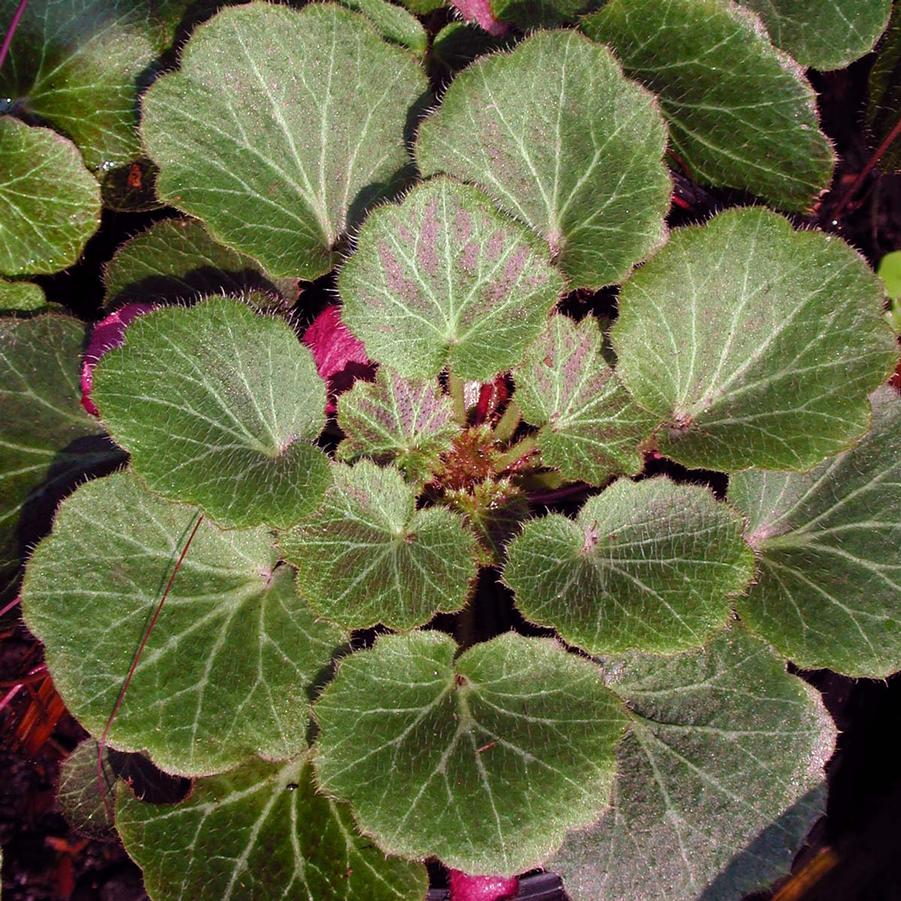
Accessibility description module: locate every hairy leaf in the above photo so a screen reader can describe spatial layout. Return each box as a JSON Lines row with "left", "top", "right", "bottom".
{"left": 489, "top": 0, "right": 603, "bottom": 28}
{"left": 504, "top": 477, "right": 753, "bottom": 655}
{"left": 867, "top": 1, "right": 901, "bottom": 172}
{"left": 737, "top": 0, "right": 892, "bottom": 70}
{"left": 0, "top": 316, "right": 121, "bottom": 602}
{"left": 117, "top": 754, "right": 427, "bottom": 901}
{"left": 57, "top": 739, "right": 115, "bottom": 839}
{"left": 337, "top": 368, "right": 458, "bottom": 484}
{"left": 279, "top": 461, "right": 479, "bottom": 630}
{"left": 612, "top": 208, "right": 899, "bottom": 471}
{"left": 22, "top": 470, "right": 346, "bottom": 776}
{"left": 92, "top": 298, "right": 331, "bottom": 529}
{"left": 103, "top": 219, "right": 299, "bottom": 309}
{"left": 552, "top": 628, "right": 836, "bottom": 901}
{"left": 0, "top": 280, "right": 46, "bottom": 312}
{"left": 0, "top": 118, "right": 100, "bottom": 276}
{"left": 585, "top": 0, "right": 835, "bottom": 211}
{"left": 416, "top": 31, "right": 670, "bottom": 289}
{"left": 141, "top": 3, "right": 427, "bottom": 280}
{"left": 314, "top": 630, "right": 628, "bottom": 875}
{"left": 340, "top": 177, "right": 564, "bottom": 380}
{"left": 729, "top": 387, "right": 901, "bottom": 678}
{"left": 338, "top": 0, "right": 427, "bottom": 54}
{"left": 513, "top": 314, "right": 658, "bottom": 485}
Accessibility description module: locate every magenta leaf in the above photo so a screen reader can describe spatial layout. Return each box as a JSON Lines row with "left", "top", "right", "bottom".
{"left": 449, "top": 0, "right": 509, "bottom": 36}
{"left": 449, "top": 869, "right": 519, "bottom": 900}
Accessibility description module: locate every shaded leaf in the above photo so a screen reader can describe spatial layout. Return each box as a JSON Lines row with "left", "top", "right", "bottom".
{"left": 0, "top": 117, "right": 100, "bottom": 276}
{"left": 416, "top": 30, "right": 671, "bottom": 289}
{"left": 279, "top": 461, "right": 479, "bottom": 630}
{"left": 0, "top": 280, "right": 46, "bottom": 312}
{"left": 504, "top": 477, "right": 753, "bottom": 655}
{"left": 489, "top": 0, "right": 603, "bottom": 29}
{"left": 612, "top": 207, "right": 899, "bottom": 471}
{"left": 314, "top": 630, "right": 628, "bottom": 875}
{"left": 338, "top": 0, "right": 428, "bottom": 54}
{"left": 337, "top": 368, "right": 458, "bottom": 484}
{"left": 513, "top": 314, "right": 658, "bottom": 485}
{"left": 22, "top": 469, "right": 346, "bottom": 776}
{"left": 729, "top": 387, "right": 901, "bottom": 678}
{"left": 867, "top": 1, "right": 901, "bottom": 172}
{"left": 57, "top": 739, "right": 115, "bottom": 839}
{"left": 429, "top": 23, "right": 506, "bottom": 77}
{"left": 443, "top": 477, "right": 528, "bottom": 565}
{"left": 552, "top": 628, "right": 836, "bottom": 901}
{"left": 340, "top": 176, "right": 564, "bottom": 380}
{"left": 102, "top": 219, "right": 299, "bottom": 309}
{"left": 140, "top": 3, "right": 428, "bottom": 279}
{"left": 0, "top": 315, "right": 121, "bottom": 602}
{"left": 117, "top": 753, "right": 427, "bottom": 901}
{"left": 92, "top": 298, "right": 331, "bottom": 529}
{"left": 738, "top": 0, "right": 892, "bottom": 70}
{"left": 585, "top": 0, "right": 835, "bottom": 211}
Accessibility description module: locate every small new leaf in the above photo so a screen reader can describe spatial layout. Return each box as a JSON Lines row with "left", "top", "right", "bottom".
{"left": 22, "top": 470, "right": 346, "bottom": 776}
{"left": 92, "top": 298, "right": 331, "bottom": 529}
{"left": 340, "top": 177, "right": 564, "bottom": 380}
{"left": 117, "top": 754, "right": 427, "bottom": 901}
{"left": 513, "top": 314, "right": 658, "bottom": 485}
{"left": 504, "top": 477, "right": 754, "bottom": 655}
{"left": 314, "top": 630, "right": 628, "bottom": 875}
{"left": 612, "top": 208, "right": 899, "bottom": 471}
{"left": 337, "top": 368, "right": 458, "bottom": 485}
{"left": 416, "top": 30, "right": 671, "bottom": 289}
{"left": 552, "top": 628, "right": 836, "bottom": 901}
{"left": 729, "top": 387, "right": 901, "bottom": 678}
{"left": 140, "top": 3, "right": 427, "bottom": 279}
{"left": 279, "top": 461, "right": 480, "bottom": 631}
{"left": 585, "top": 0, "right": 835, "bottom": 211}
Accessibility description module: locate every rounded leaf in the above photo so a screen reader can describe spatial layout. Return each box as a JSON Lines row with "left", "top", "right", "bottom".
{"left": 612, "top": 207, "right": 899, "bottom": 472}
{"left": 513, "top": 314, "right": 659, "bottom": 485}
{"left": 729, "top": 387, "right": 901, "bottom": 678}
{"left": 340, "top": 177, "right": 565, "bottom": 380}
{"left": 337, "top": 0, "right": 428, "bottom": 55}
{"left": 140, "top": 3, "right": 428, "bottom": 280}
{"left": 314, "top": 630, "right": 628, "bottom": 875}
{"left": 552, "top": 628, "right": 836, "bottom": 901}
{"left": 416, "top": 30, "right": 671, "bottom": 290}
{"left": 504, "top": 477, "right": 754, "bottom": 655}
{"left": 22, "top": 470, "right": 347, "bottom": 776}
{"left": 57, "top": 739, "right": 115, "bottom": 839}
{"left": 585, "top": 0, "right": 836, "bottom": 212}
{"left": 0, "top": 280, "right": 46, "bottom": 312}
{"left": 0, "top": 118, "right": 100, "bottom": 276}
{"left": 117, "top": 754, "right": 427, "bottom": 901}
{"left": 92, "top": 298, "right": 331, "bottom": 529}
{"left": 279, "top": 461, "right": 480, "bottom": 631}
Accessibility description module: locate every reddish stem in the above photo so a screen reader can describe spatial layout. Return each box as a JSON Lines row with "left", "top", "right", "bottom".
{"left": 0, "top": 594, "right": 21, "bottom": 619}
{"left": 831, "top": 115, "right": 901, "bottom": 220}
{"left": 0, "top": 0, "right": 28, "bottom": 71}
{"left": 473, "top": 383, "right": 494, "bottom": 426}
{"left": 97, "top": 512, "right": 204, "bottom": 818}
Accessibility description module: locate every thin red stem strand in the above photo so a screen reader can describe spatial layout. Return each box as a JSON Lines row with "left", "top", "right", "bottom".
{"left": 831, "top": 115, "right": 901, "bottom": 220}
{"left": 0, "top": 0, "right": 28, "bottom": 71}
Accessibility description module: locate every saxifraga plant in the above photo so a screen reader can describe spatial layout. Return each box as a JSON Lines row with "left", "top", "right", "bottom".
{"left": 1, "top": 0, "right": 900, "bottom": 898}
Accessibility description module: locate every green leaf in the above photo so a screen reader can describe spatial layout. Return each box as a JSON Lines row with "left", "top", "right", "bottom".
{"left": 340, "top": 176, "right": 564, "bottom": 380}
{"left": 103, "top": 218, "right": 299, "bottom": 310}
{"left": 0, "top": 118, "right": 100, "bottom": 276}
{"left": 612, "top": 207, "right": 899, "bottom": 472}
{"left": 551, "top": 628, "right": 836, "bottom": 901}
{"left": 22, "top": 469, "right": 346, "bottom": 776}
{"left": 57, "top": 739, "right": 115, "bottom": 839}
{"left": 279, "top": 461, "right": 479, "bottom": 631}
{"left": 140, "top": 3, "right": 428, "bottom": 280}
{"left": 0, "top": 315, "right": 121, "bottom": 602}
{"left": 429, "top": 22, "right": 505, "bottom": 77}
{"left": 489, "top": 0, "right": 603, "bottom": 29}
{"left": 337, "top": 0, "right": 428, "bottom": 55}
{"left": 0, "top": 279, "right": 46, "bottom": 312}
{"left": 729, "top": 387, "right": 901, "bottom": 678}
{"left": 0, "top": 0, "right": 188, "bottom": 170}
{"left": 585, "top": 0, "right": 836, "bottom": 212}
{"left": 117, "top": 753, "right": 427, "bottom": 901}
{"left": 92, "top": 298, "right": 331, "bottom": 529}
{"left": 415, "top": 31, "right": 671, "bottom": 290}
{"left": 737, "top": 0, "right": 892, "bottom": 70}
{"left": 513, "top": 314, "right": 658, "bottom": 485}
{"left": 867, "top": 1, "right": 901, "bottom": 172}
{"left": 878, "top": 249, "right": 901, "bottom": 301}
{"left": 398, "top": 0, "right": 443, "bottom": 12}
{"left": 314, "top": 630, "right": 628, "bottom": 875}
{"left": 504, "top": 477, "right": 753, "bottom": 655}
{"left": 337, "top": 368, "right": 458, "bottom": 485}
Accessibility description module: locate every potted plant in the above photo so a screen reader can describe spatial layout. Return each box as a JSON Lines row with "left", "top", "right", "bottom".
{"left": 1, "top": 0, "right": 899, "bottom": 898}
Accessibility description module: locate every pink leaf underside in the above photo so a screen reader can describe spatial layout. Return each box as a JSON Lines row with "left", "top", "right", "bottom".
{"left": 81, "top": 303, "right": 157, "bottom": 416}
{"left": 450, "top": 0, "right": 509, "bottom": 35}
{"left": 449, "top": 869, "right": 520, "bottom": 901}
{"left": 303, "top": 305, "right": 375, "bottom": 412}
